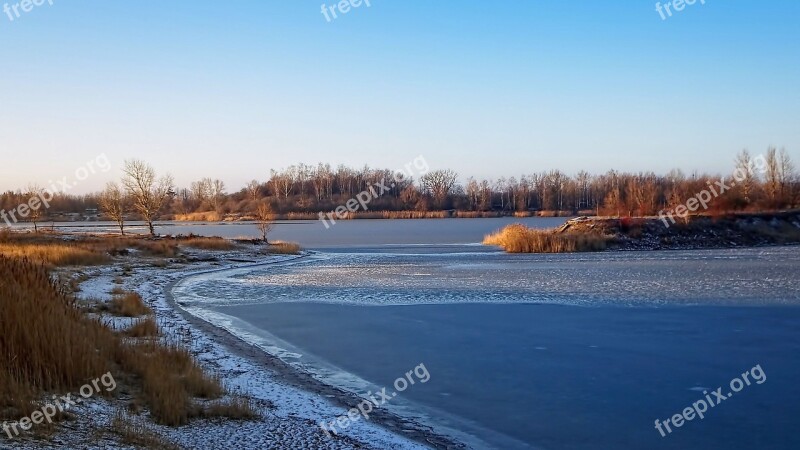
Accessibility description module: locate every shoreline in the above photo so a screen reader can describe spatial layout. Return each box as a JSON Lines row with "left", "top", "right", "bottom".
{"left": 164, "top": 254, "right": 467, "bottom": 450}
{"left": 1, "top": 238, "right": 443, "bottom": 450}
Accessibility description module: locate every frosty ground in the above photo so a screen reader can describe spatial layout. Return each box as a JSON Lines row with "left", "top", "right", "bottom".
{"left": 1, "top": 243, "right": 454, "bottom": 450}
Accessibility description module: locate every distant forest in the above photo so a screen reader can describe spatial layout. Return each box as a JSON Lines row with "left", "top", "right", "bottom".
{"left": 1, "top": 148, "right": 797, "bottom": 223}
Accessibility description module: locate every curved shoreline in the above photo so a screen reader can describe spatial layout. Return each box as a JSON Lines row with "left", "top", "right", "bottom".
{"left": 164, "top": 253, "right": 466, "bottom": 450}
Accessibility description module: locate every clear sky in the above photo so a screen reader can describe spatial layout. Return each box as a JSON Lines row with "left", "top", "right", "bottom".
{"left": 1, "top": 0, "right": 798, "bottom": 193}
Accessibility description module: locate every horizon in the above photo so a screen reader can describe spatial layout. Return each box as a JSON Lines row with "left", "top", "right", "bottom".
{"left": 1, "top": 1, "right": 799, "bottom": 194}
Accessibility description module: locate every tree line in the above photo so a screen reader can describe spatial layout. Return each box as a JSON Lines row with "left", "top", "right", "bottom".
{"left": 1, "top": 148, "right": 797, "bottom": 235}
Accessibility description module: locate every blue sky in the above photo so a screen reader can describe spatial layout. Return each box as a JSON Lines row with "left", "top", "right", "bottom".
{"left": 1, "top": 0, "right": 798, "bottom": 193}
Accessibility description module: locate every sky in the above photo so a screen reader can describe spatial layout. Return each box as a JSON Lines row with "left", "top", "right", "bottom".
{"left": 1, "top": 0, "right": 798, "bottom": 194}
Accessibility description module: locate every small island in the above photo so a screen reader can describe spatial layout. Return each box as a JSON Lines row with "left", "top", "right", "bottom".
{"left": 484, "top": 211, "right": 800, "bottom": 253}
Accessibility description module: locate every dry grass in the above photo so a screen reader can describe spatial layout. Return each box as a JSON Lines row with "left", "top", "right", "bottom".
{"left": 174, "top": 211, "right": 223, "bottom": 222}
{"left": 380, "top": 211, "right": 449, "bottom": 219}
{"left": 265, "top": 241, "right": 301, "bottom": 254}
{"left": 125, "top": 318, "right": 160, "bottom": 338}
{"left": 203, "top": 396, "right": 259, "bottom": 420}
{"left": 484, "top": 224, "right": 610, "bottom": 253}
{"left": 0, "top": 231, "right": 179, "bottom": 266}
{"left": 180, "top": 237, "right": 238, "bottom": 251}
{"left": 455, "top": 211, "right": 502, "bottom": 218}
{"left": 0, "top": 256, "right": 253, "bottom": 431}
{"left": 115, "top": 341, "right": 224, "bottom": 426}
{"left": 0, "top": 256, "right": 116, "bottom": 419}
{"left": 0, "top": 241, "right": 110, "bottom": 266}
{"left": 110, "top": 410, "right": 179, "bottom": 450}
{"left": 109, "top": 291, "right": 152, "bottom": 317}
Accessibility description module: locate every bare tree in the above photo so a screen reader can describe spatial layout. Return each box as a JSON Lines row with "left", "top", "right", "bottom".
{"left": 419, "top": 169, "right": 459, "bottom": 209}
{"left": 270, "top": 169, "right": 294, "bottom": 200}
{"left": 778, "top": 148, "right": 795, "bottom": 206}
{"left": 465, "top": 177, "right": 480, "bottom": 210}
{"left": 246, "top": 180, "right": 261, "bottom": 201}
{"left": 734, "top": 149, "right": 756, "bottom": 206}
{"left": 190, "top": 178, "right": 211, "bottom": 206}
{"left": 26, "top": 184, "right": 45, "bottom": 232}
{"left": 210, "top": 179, "right": 226, "bottom": 212}
{"left": 122, "top": 159, "right": 174, "bottom": 236}
{"left": 764, "top": 147, "right": 780, "bottom": 204}
{"left": 99, "top": 182, "right": 128, "bottom": 235}
{"left": 254, "top": 201, "right": 274, "bottom": 243}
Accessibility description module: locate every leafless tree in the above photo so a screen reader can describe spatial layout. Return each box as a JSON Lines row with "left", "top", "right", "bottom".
{"left": 210, "top": 179, "right": 226, "bottom": 212}
{"left": 26, "top": 184, "right": 45, "bottom": 232}
{"left": 465, "top": 177, "right": 480, "bottom": 210}
{"left": 99, "top": 182, "right": 128, "bottom": 235}
{"left": 479, "top": 179, "right": 492, "bottom": 211}
{"left": 270, "top": 169, "right": 294, "bottom": 200}
{"left": 190, "top": 178, "right": 211, "bottom": 205}
{"left": 419, "top": 169, "right": 459, "bottom": 209}
{"left": 734, "top": 149, "right": 756, "bottom": 205}
{"left": 778, "top": 148, "right": 795, "bottom": 205}
{"left": 122, "top": 159, "right": 174, "bottom": 236}
{"left": 246, "top": 180, "right": 261, "bottom": 201}
{"left": 254, "top": 201, "right": 274, "bottom": 243}
{"left": 764, "top": 147, "right": 780, "bottom": 204}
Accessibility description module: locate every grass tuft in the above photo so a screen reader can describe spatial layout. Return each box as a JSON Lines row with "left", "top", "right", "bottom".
{"left": 109, "top": 291, "right": 152, "bottom": 317}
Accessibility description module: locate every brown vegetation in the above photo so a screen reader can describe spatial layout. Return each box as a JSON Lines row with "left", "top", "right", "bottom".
{"left": 174, "top": 211, "right": 223, "bottom": 222}
{"left": 110, "top": 410, "right": 178, "bottom": 450}
{"left": 484, "top": 224, "right": 611, "bottom": 253}
{"left": 265, "top": 242, "right": 301, "bottom": 255}
{"left": 109, "top": 291, "right": 152, "bottom": 317}
{"left": 0, "top": 256, "right": 257, "bottom": 434}
{"left": 179, "top": 236, "right": 237, "bottom": 251}
{"left": 125, "top": 318, "right": 160, "bottom": 338}
{"left": 486, "top": 212, "right": 800, "bottom": 253}
{"left": 0, "top": 232, "right": 248, "bottom": 269}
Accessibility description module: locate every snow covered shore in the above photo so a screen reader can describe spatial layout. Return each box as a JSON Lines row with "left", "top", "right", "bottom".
{"left": 8, "top": 244, "right": 459, "bottom": 450}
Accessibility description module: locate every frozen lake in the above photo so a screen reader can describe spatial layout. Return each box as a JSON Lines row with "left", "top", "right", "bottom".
{"left": 171, "top": 223, "right": 800, "bottom": 449}
{"left": 22, "top": 217, "right": 567, "bottom": 248}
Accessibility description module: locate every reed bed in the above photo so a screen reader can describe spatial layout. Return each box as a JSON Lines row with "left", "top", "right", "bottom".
{"left": 266, "top": 241, "right": 301, "bottom": 255}
{"left": 0, "top": 232, "right": 182, "bottom": 266}
{"left": 0, "top": 243, "right": 110, "bottom": 266}
{"left": 0, "top": 256, "right": 115, "bottom": 417}
{"left": 179, "top": 236, "right": 238, "bottom": 251}
{"left": 173, "top": 211, "right": 223, "bottom": 222}
{"left": 0, "top": 256, "right": 255, "bottom": 428}
{"left": 484, "top": 224, "right": 610, "bottom": 253}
